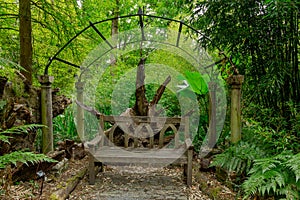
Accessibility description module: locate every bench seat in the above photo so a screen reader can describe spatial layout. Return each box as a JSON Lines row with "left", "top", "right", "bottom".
{"left": 93, "top": 147, "right": 187, "bottom": 164}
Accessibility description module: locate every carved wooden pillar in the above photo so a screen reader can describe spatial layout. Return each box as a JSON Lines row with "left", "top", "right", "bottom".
{"left": 227, "top": 75, "right": 244, "bottom": 143}
{"left": 76, "top": 81, "right": 85, "bottom": 142}
{"left": 38, "top": 75, "right": 54, "bottom": 153}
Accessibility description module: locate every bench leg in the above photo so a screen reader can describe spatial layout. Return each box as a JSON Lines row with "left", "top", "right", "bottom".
{"left": 88, "top": 154, "right": 96, "bottom": 185}
{"left": 186, "top": 149, "right": 193, "bottom": 186}
{"left": 96, "top": 162, "right": 103, "bottom": 172}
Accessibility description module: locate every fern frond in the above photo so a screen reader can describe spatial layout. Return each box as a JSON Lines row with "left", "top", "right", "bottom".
{"left": 250, "top": 157, "right": 280, "bottom": 174}
{"left": 0, "top": 151, "right": 57, "bottom": 169}
{"left": 0, "top": 124, "right": 45, "bottom": 135}
{"left": 0, "top": 135, "right": 12, "bottom": 143}
{"left": 244, "top": 151, "right": 300, "bottom": 199}
{"left": 285, "top": 153, "right": 300, "bottom": 182}
{"left": 242, "top": 171, "right": 265, "bottom": 199}
{"left": 210, "top": 141, "right": 266, "bottom": 176}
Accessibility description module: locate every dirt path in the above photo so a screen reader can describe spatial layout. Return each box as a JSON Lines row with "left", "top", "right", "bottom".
{"left": 70, "top": 165, "right": 210, "bottom": 200}
{"left": 5, "top": 157, "right": 237, "bottom": 200}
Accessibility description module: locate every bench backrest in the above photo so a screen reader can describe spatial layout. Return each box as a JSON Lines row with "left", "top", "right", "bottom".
{"left": 99, "top": 115, "right": 189, "bottom": 149}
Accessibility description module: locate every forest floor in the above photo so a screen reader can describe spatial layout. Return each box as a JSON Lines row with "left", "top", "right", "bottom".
{"left": 5, "top": 156, "right": 238, "bottom": 200}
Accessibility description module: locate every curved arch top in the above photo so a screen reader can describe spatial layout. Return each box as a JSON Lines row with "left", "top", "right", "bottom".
{"left": 43, "top": 8, "right": 224, "bottom": 76}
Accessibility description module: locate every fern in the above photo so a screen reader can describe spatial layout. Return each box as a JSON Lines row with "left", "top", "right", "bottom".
{"left": 285, "top": 153, "right": 300, "bottom": 182}
{"left": 242, "top": 151, "right": 300, "bottom": 199}
{"left": 0, "top": 124, "right": 56, "bottom": 169}
{"left": 0, "top": 151, "right": 56, "bottom": 169}
{"left": 0, "top": 124, "right": 45, "bottom": 135}
{"left": 0, "top": 124, "right": 45, "bottom": 144}
{"left": 210, "top": 141, "right": 265, "bottom": 175}
{"left": 0, "top": 135, "right": 11, "bottom": 144}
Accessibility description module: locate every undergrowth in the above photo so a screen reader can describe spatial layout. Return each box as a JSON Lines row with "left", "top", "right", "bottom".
{"left": 210, "top": 141, "right": 266, "bottom": 177}
{"left": 210, "top": 118, "right": 300, "bottom": 199}
{"left": 0, "top": 124, "right": 57, "bottom": 196}
{"left": 242, "top": 151, "right": 300, "bottom": 199}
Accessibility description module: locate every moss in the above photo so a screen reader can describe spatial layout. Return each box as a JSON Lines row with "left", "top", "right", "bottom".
{"left": 12, "top": 77, "right": 25, "bottom": 97}
{"left": 210, "top": 187, "right": 222, "bottom": 199}
{"left": 49, "top": 193, "right": 61, "bottom": 200}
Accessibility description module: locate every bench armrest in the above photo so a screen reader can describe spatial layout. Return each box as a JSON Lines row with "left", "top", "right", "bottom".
{"left": 185, "top": 138, "right": 194, "bottom": 150}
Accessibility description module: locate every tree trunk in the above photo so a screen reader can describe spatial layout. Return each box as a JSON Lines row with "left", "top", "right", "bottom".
{"left": 133, "top": 58, "right": 149, "bottom": 116}
{"left": 19, "top": 0, "right": 32, "bottom": 86}
{"left": 111, "top": 0, "right": 119, "bottom": 37}
{"left": 133, "top": 57, "right": 171, "bottom": 117}
{"left": 110, "top": 0, "right": 119, "bottom": 67}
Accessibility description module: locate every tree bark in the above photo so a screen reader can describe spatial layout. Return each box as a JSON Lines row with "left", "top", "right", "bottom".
{"left": 111, "top": 0, "right": 119, "bottom": 37}
{"left": 133, "top": 57, "right": 171, "bottom": 117}
{"left": 133, "top": 58, "right": 149, "bottom": 116}
{"left": 110, "top": 0, "right": 119, "bottom": 67}
{"left": 19, "top": 0, "right": 33, "bottom": 86}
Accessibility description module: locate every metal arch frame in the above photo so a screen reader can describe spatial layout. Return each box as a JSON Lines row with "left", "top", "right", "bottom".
{"left": 43, "top": 8, "right": 225, "bottom": 76}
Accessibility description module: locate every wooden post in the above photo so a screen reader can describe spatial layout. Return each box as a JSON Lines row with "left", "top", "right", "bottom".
{"left": 227, "top": 75, "right": 244, "bottom": 143}
{"left": 76, "top": 81, "right": 85, "bottom": 142}
{"left": 187, "top": 147, "right": 193, "bottom": 186}
{"left": 38, "top": 75, "right": 54, "bottom": 153}
{"left": 208, "top": 81, "right": 217, "bottom": 148}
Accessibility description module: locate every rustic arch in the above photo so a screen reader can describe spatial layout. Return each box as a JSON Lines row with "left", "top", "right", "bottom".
{"left": 39, "top": 9, "right": 243, "bottom": 154}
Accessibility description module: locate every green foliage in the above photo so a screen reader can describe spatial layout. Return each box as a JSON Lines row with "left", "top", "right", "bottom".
{"left": 0, "top": 100, "right": 6, "bottom": 110}
{"left": 53, "top": 107, "right": 78, "bottom": 142}
{"left": 189, "top": 0, "right": 300, "bottom": 121}
{"left": 193, "top": 125, "right": 206, "bottom": 153}
{"left": 210, "top": 141, "right": 266, "bottom": 176}
{"left": 177, "top": 70, "right": 211, "bottom": 153}
{"left": 242, "top": 151, "right": 300, "bottom": 199}
{"left": 0, "top": 59, "right": 27, "bottom": 97}
{"left": 0, "top": 124, "right": 57, "bottom": 169}
{"left": 0, "top": 124, "right": 46, "bottom": 145}
{"left": 242, "top": 119, "right": 300, "bottom": 154}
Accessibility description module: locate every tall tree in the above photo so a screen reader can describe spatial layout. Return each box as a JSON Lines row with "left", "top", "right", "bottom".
{"left": 19, "top": 0, "right": 32, "bottom": 86}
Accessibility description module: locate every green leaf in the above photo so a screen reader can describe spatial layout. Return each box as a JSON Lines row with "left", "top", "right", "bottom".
{"left": 184, "top": 71, "right": 208, "bottom": 95}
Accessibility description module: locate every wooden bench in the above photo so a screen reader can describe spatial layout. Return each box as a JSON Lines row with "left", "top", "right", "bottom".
{"left": 85, "top": 115, "right": 193, "bottom": 186}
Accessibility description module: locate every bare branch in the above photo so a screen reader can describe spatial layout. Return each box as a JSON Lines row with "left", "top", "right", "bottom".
{"left": 150, "top": 75, "right": 171, "bottom": 106}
